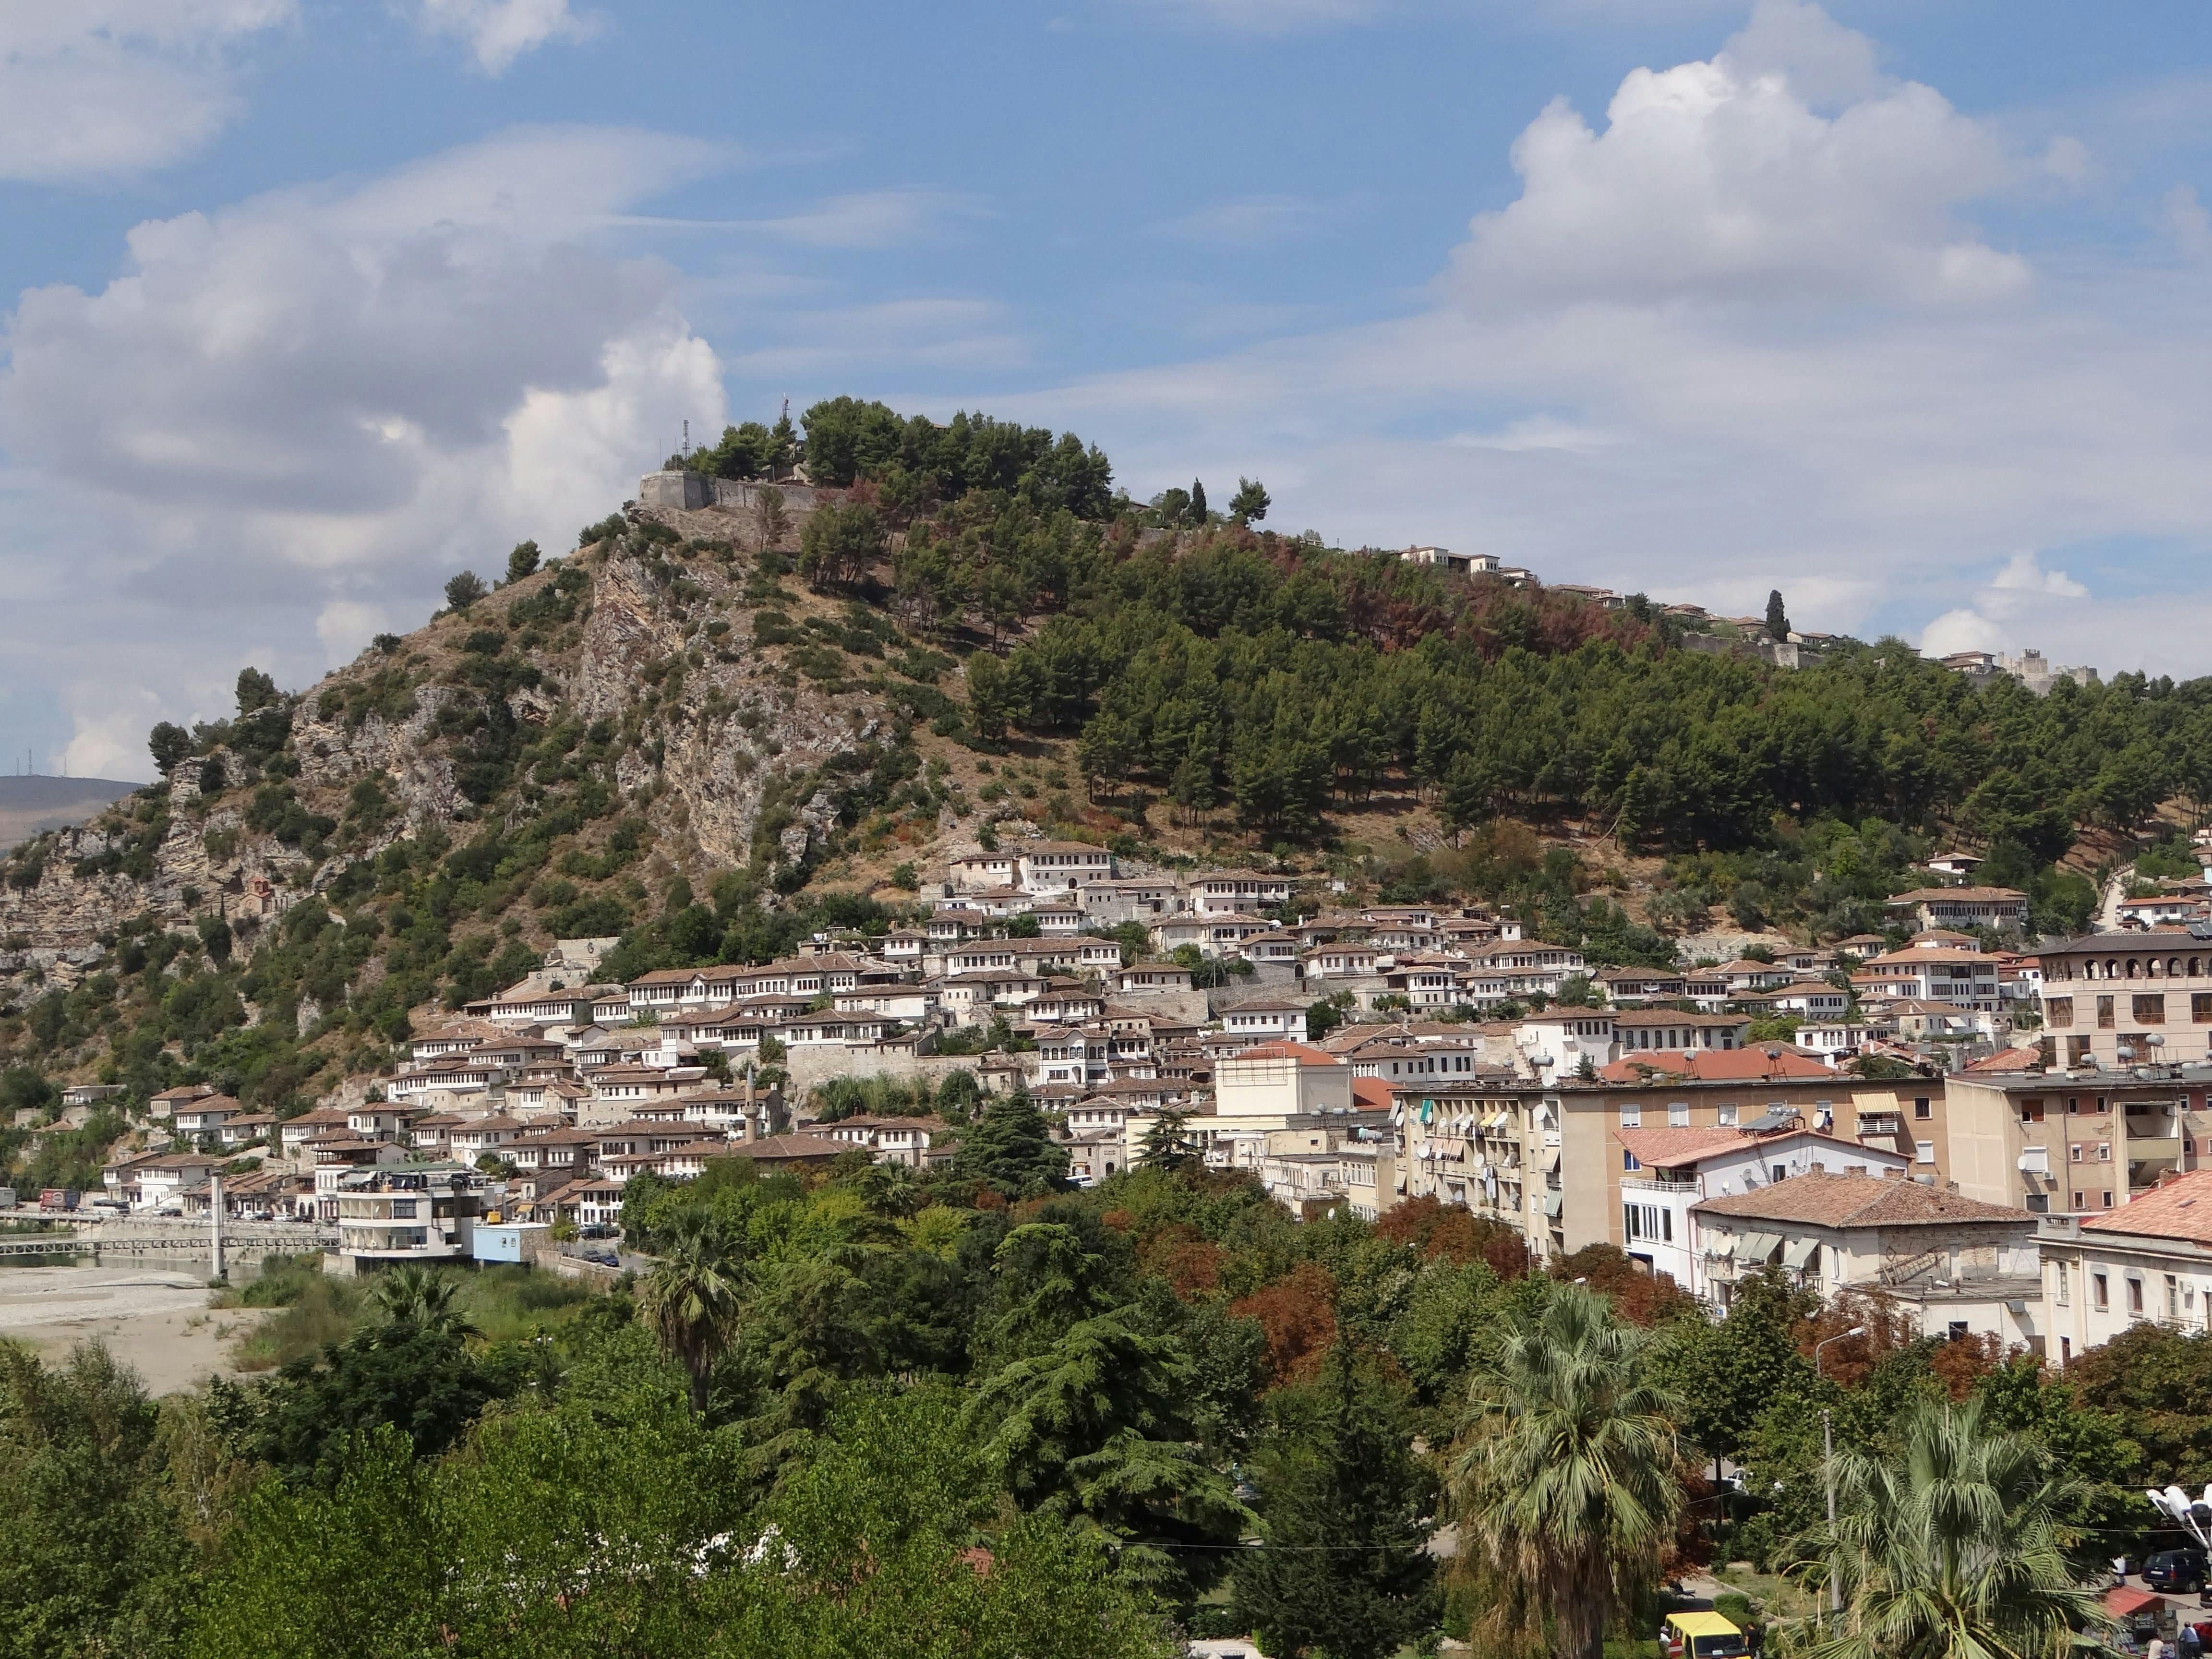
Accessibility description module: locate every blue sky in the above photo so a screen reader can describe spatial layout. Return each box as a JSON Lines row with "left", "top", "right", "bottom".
{"left": 4, "top": 0, "right": 2212, "bottom": 778}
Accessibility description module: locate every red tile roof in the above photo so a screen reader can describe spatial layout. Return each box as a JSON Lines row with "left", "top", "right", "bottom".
{"left": 1597, "top": 1048, "right": 1832, "bottom": 1084}
{"left": 2081, "top": 1169, "right": 2212, "bottom": 1246}
{"left": 1887, "top": 887, "right": 2028, "bottom": 904}
{"left": 1962, "top": 1046, "right": 2042, "bottom": 1074}
{"left": 1227, "top": 1040, "right": 1340, "bottom": 1065}
{"left": 1617, "top": 1125, "right": 1898, "bottom": 1171}
{"left": 1615, "top": 1125, "right": 1755, "bottom": 1166}
{"left": 1692, "top": 1171, "right": 2032, "bottom": 1228}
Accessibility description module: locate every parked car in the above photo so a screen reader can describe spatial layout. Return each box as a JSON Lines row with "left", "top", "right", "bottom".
{"left": 1661, "top": 1613, "right": 1750, "bottom": 1659}
{"left": 2145, "top": 1547, "right": 2210, "bottom": 1596}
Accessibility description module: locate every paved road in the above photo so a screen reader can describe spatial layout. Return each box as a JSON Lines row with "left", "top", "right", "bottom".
{"left": 2099, "top": 865, "right": 2133, "bottom": 930}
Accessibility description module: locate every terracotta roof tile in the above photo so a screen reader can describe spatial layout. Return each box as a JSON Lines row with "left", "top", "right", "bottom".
{"left": 1596, "top": 1048, "right": 1832, "bottom": 1084}
{"left": 1223, "top": 1040, "right": 1339, "bottom": 1065}
{"left": 2081, "top": 1169, "right": 2212, "bottom": 1245}
{"left": 1691, "top": 1171, "right": 2032, "bottom": 1228}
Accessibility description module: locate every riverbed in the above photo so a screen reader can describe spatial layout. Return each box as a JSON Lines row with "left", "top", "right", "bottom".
{"left": 0, "top": 1263, "right": 270, "bottom": 1394}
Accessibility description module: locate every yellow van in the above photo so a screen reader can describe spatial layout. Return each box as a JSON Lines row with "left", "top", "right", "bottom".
{"left": 1660, "top": 1611, "right": 1751, "bottom": 1659}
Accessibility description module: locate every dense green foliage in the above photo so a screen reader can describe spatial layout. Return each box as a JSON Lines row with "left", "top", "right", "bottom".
{"left": 1806, "top": 1400, "right": 2109, "bottom": 1659}
{"left": 976, "top": 530, "right": 2212, "bottom": 866}
{"left": 6, "top": 1169, "right": 2212, "bottom": 1659}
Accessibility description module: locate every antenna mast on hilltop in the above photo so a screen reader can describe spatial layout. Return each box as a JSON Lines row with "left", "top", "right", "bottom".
{"left": 682, "top": 418, "right": 689, "bottom": 458}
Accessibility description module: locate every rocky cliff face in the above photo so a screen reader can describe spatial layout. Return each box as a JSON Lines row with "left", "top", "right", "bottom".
{"left": 577, "top": 549, "right": 862, "bottom": 870}
{"left": 0, "top": 493, "right": 881, "bottom": 991}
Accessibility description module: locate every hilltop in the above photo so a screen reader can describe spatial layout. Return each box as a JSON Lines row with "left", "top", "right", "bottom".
{"left": 0, "top": 394, "right": 2209, "bottom": 1152}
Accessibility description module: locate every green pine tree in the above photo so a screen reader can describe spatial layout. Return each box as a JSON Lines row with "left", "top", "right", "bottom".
{"left": 1234, "top": 1344, "right": 1439, "bottom": 1659}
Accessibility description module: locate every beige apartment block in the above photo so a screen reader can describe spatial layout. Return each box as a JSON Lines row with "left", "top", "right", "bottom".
{"left": 1388, "top": 1060, "right": 1940, "bottom": 1266}
{"left": 2039, "top": 1170, "right": 2212, "bottom": 1366}
{"left": 2038, "top": 931, "right": 2212, "bottom": 1068}
{"left": 1392, "top": 1076, "right": 1553, "bottom": 1252}
{"left": 1943, "top": 1067, "right": 2212, "bottom": 1219}
{"left": 1557, "top": 1068, "right": 1948, "bottom": 1261}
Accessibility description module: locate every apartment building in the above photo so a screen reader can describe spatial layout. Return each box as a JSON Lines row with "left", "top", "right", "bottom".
{"left": 2040, "top": 1170, "right": 2212, "bottom": 1365}
{"left": 1945, "top": 1065, "right": 2212, "bottom": 1218}
{"left": 1215, "top": 1041, "right": 1355, "bottom": 1128}
{"left": 2037, "top": 929, "right": 2212, "bottom": 1067}
{"left": 1611, "top": 1010, "right": 1750, "bottom": 1053}
{"left": 1186, "top": 870, "right": 1292, "bottom": 917}
{"left": 330, "top": 1166, "right": 484, "bottom": 1273}
{"left": 1854, "top": 943, "right": 2002, "bottom": 1012}
{"left": 1592, "top": 968, "right": 1688, "bottom": 1005}
{"left": 1557, "top": 1058, "right": 1940, "bottom": 1260}
{"left": 1393, "top": 1076, "right": 1555, "bottom": 1254}
{"left": 1691, "top": 1173, "right": 2040, "bottom": 1342}
{"left": 1612, "top": 1124, "right": 1909, "bottom": 1294}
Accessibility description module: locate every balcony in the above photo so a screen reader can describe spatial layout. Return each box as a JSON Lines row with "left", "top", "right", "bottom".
{"left": 2126, "top": 1106, "right": 2181, "bottom": 1139}
{"left": 1621, "top": 1176, "right": 1696, "bottom": 1195}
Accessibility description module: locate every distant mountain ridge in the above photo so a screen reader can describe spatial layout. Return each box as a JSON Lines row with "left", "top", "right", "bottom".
{"left": 0, "top": 775, "right": 146, "bottom": 848}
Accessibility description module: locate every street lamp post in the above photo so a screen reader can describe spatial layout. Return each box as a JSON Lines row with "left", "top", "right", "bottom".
{"left": 1815, "top": 1326, "right": 1866, "bottom": 1619}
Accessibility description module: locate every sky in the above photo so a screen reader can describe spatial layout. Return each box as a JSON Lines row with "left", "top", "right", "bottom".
{"left": 4, "top": 0, "right": 2212, "bottom": 781}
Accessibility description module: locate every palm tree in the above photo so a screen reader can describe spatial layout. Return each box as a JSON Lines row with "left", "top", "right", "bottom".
{"left": 372, "top": 1264, "right": 475, "bottom": 1336}
{"left": 637, "top": 1211, "right": 745, "bottom": 1413}
{"left": 1448, "top": 1283, "right": 1686, "bottom": 1659}
{"left": 857, "top": 1158, "right": 924, "bottom": 1220}
{"left": 1806, "top": 1399, "right": 2109, "bottom": 1659}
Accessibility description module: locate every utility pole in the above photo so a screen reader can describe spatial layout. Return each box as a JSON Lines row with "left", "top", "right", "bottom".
{"left": 1815, "top": 1325, "right": 1866, "bottom": 1620}
{"left": 209, "top": 1173, "right": 226, "bottom": 1282}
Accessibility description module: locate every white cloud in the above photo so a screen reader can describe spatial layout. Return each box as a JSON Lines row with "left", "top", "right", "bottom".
{"left": 2041, "top": 135, "right": 2092, "bottom": 189}
{"left": 0, "top": 126, "right": 728, "bottom": 762}
{"left": 1915, "top": 553, "right": 2090, "bottom": 661}
{"left": 1152, "top": 194, "right": 1330, "bottom": 245}
{"left": 0, "top": 0, "right": 293, "bottom": 181}
{"left": 751, "top": 188, "right": 989, "bottom": 251}
{"left": 1447, "top": 414, "right": 1619, "bottom": 453}
{"left": 1989, "top": 550, "right": 2087, "bottom": 599}
{"left": 61, "top": 684, "right": 169, "bottom": 782}
{"left": 2168, "top": 184, "right": 2212, "bottom": 262}
{"left": 1918, "top": 608, "right": 2006, "bottom": 660}
{"left": 1445, "top": 0, "right": 2026, "bottom": 310}
{"left": 999, "top": 6, "right": 2212, "bottom": 677}
{"left": 314, "top": 601, "right": 391, "bottom": 663}
{"left": 1721, "top": 0, "right": 1878, "bottom": 107}
{"left": 408, "top": 0, "right": 599, "bottom": 73}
